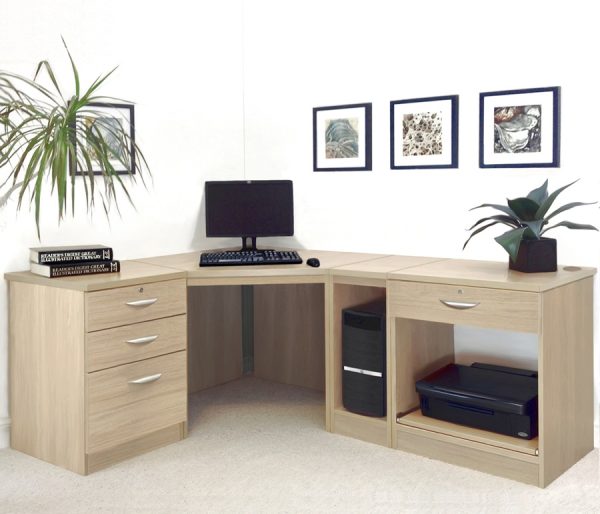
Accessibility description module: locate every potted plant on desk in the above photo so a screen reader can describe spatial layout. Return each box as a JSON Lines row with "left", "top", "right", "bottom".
{"left": 463, "top": 179, "right": 597, "bottom": 272}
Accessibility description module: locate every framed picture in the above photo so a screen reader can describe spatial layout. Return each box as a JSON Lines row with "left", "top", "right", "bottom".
{"left": 313, "top": 103, "right": 372, "bottom": 171}
{"left": 73, "top": 102, "right": 135, "bottom": 175}
{"left": 390, "top": 95, "right": 458, "bottom": 169}
{"left": 479, "top": 86, "right": 560, "bottom": 168}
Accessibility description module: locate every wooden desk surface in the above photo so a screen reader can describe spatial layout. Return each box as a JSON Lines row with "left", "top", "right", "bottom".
{"left": 389, "top": 258, "right": 596, "bottom": 292}
{"left": 331, "top": 254, "right": 444, "bottom": 280}
{"left": 135, "top": 249, "right": 389, "bottom": 285}
{"left": 4, "top": 260, "right": 186, "bottom": 292}
{"left": 5, "top": 249, "right": 596, "bottom": 291}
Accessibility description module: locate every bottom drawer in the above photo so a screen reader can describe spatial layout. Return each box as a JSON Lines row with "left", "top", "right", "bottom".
{"left": 87, "top": 351, "right": 187, "bottom": 452}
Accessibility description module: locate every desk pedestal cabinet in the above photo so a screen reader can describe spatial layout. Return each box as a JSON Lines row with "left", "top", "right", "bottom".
{"left": 7, "top": 268, "right": 187, "bottom": 474}
{"left": 5, "top": 252, "right": 595, "bottom": 487}
{"left": 387, "top": 260, "right": 594, "bottom": 488}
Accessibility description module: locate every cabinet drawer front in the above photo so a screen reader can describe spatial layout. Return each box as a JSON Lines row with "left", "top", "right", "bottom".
{"left": 86, "top": 315, "right": 186, "bottom": 372}
{"left": 86, "top": 279, "right": 186, "bottom": 332}
{"left": 388, "top": 281, "right": 539, "bottom": 332}
{"left": 87, "top": 351, "right": 187, "bottom": 452}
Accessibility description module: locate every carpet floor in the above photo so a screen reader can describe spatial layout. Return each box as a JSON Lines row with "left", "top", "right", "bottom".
{"left": 0, "top": 377, "right": 598, "bottom": 513}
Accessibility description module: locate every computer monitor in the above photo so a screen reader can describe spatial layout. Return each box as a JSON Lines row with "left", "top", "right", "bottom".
{"left": 204, "top": 180, "right": 294, "bottom": 251}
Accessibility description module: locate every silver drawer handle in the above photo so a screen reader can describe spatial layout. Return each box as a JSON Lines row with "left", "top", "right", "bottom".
{"left": 128, "top": 373, "right": 162, "bottom": 385}
{"left": 439, "top": 299, "right": 480, "bottom": 310}
{"left": 125, "top": 335, "right": 158, "bottom": 345}
{"left": 343, "top": 365, "right": 383, "bottom": 378}
{"left": 125, "top": 298, "right": 158, "bottom": 307}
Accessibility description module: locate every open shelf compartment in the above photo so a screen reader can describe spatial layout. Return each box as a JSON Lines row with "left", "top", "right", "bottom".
{"left": 330, "top": 277, "right": 388, "bottom": 446}
{"left": 390, "top": 315, "right": 541, "bottom": 484}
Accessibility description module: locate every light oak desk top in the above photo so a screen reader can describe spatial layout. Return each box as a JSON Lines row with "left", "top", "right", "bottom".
{"left": 6, "top": 248, "right": 594, "bottom": 289}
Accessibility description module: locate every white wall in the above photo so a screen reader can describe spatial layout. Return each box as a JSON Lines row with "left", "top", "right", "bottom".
{"left": 242, "top": 0, "right": 600, "bottom": 436}
{"left": 0, "top": 0, "right": 245, "bottom": 447}
{"left": 1, "top": 0, "right": 599, "bottom": 448}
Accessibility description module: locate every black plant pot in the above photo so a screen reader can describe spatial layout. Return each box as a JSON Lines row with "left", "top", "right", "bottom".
{"left": 509, "top": 237, "right": 557, "bottom": 273}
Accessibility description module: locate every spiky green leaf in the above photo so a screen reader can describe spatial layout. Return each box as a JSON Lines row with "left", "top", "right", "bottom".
{"left": 495, "top": 227, "right": 528, "bottom": 262}
{"left": 467, "top": 214, "right": 520, "bottom": 232}
{"left": 545, "top": 201, "right": 597, "bottom": 221}
{"left": 469, "top": 203, "right": 517, "bottom": 217}
{"left": 463, "top": 221, "right": 511, "bottom": 250}
{"left": 526, "top": 179, "right": 548, "bottom": 205}
{"left": 521, "top": 219, "right": 545, "bottom": 239}
{"left": 541, "top": 220, "right": 599, "bottom": 235}
{"left": 507, "top": 197, "right": 539, "bottom": 221}
{"left": 535, "top": 179, "right": 578, "bottom": 219}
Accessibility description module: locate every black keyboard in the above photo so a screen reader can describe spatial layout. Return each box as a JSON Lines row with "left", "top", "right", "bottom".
{"left": 199, "top": 250, "right": 303, "bottom": 267}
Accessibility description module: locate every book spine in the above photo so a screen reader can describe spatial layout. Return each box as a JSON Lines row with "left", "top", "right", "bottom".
{"left": 36, "top": 248, "right": 113, "bottom": 264}
{"left": 46, "top": 260, "right": 120, "bottom": 278}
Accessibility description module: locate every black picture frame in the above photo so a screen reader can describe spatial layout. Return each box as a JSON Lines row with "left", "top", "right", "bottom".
{"left": 73, "top": 102, "right": 136, "bottom": 176}
{"left": 313, "top": 103, "right": 372, "bottom": 171}
{"left": 479, "top": 86, "right": 560, "bottom": 168}
{"left": 390, "top": 95, "right": 458, "bottom": 170}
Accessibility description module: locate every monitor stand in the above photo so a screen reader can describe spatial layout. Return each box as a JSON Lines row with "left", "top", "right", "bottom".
{"left": 241, "top": 236, "right": 257, "bottom": 251}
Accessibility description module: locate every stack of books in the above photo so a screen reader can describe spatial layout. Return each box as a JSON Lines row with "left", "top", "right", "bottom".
{"left": 29, "top": 244, "right": 120, "bottom": 278}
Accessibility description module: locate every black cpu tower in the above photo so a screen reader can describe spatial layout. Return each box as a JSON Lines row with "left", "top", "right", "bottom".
{"left": 342, "top": 300, "right": 386, "bottom": 417}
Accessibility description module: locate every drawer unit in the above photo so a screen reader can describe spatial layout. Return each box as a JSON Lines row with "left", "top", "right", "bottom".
{"left": 87, "top": 351, "right": 187, "bottom": 452}
{"left": 388, "top": 280, "right": 539, "bottom": 333}
{"left": 86, "top": 315, "right": 186, "bottom": 372}
{"left": 86, "top": 278, "right": 186, "bottom": 331}
{"left": 6, "top": 268, "right": 188, "bottom": 475}
{"left": 84, "top": 278, "right": 188, "bottom": 468}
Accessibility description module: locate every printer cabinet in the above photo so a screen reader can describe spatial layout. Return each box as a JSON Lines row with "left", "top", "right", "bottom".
{"left": 8, "top": 275, "right": 187, "bottom": 475}
{"left": 387, "top": 260, "right": 594, "bottom": 488}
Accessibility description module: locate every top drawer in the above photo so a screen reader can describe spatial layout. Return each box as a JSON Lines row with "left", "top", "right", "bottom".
{"left": 86, "top": 279, "right": 186, "bottom": 332}
{"left": 387, "top": 280, "right": 539, "bottom": 333}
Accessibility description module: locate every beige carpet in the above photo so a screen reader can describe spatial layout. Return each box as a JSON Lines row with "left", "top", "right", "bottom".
{"left": 1, "top": 377, "right": 598, "bottom": 513}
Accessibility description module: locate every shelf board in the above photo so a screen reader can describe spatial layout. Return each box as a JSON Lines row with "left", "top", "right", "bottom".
{"left": 396, "top": 410, "right": 538, "bottom": 456}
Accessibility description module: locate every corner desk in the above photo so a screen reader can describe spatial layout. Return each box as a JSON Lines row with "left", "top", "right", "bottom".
{"left": 5, "top": 249, "right": 595, "bottom": 487}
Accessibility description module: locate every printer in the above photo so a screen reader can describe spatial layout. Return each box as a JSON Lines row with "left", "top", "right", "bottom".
{"left": 416, "top": 362, "right": 538, "bottom": 439}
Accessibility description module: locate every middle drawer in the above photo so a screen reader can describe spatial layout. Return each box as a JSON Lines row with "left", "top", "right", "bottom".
{"left": 86, "top": 315, "right": 186, "bottom": 372}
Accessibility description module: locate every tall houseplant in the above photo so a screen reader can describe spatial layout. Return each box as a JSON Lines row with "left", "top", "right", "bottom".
{"left": 0, "top": 39, "right": 148, "bottom": 236}
{"left": 464, "top": 179, "right": 597, "bottom": 272}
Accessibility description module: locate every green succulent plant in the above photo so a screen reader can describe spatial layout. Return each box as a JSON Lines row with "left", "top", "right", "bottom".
{"left": 463, "top": 179, "right": 598, "bottom": 262}
{"left": 0, "top": 38, "right": 149, "bottom": 236}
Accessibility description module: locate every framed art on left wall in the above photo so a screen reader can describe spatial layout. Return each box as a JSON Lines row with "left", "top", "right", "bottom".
{"left": 313, "top": 103, "right": 372, "bottom": 171}
{"left": 73, "top": 102, "right": 136, "bottom": 175}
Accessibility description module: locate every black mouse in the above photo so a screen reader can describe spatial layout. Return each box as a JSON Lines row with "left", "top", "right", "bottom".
{"left": 306, "top": 257, "right": 320, "bottom": 268}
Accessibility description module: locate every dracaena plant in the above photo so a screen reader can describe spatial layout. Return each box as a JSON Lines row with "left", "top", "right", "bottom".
{"left": 463, "top": 179, "right": 598, "bottom": 262}
{"left": 0, "top": 38, "right": 149, "bottom": 237}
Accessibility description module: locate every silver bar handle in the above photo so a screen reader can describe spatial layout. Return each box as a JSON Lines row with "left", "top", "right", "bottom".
{"left": 439, "top": 299, "right": 480, "bottom": 310}
{"left": 125, "top": 298, "right": 158, "bottom": 307}
{"left": 128, "top": 373, "right": 162, "bottom": 385}
{"left": 125, "top": 335, "right": 158, "bottom": 345}
{"left": 343, "top": 365, "right": 383, "bottom": 378}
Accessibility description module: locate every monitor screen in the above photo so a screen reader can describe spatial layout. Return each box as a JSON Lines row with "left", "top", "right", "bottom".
{"left": 205, "top": 180, "right": 294, "bottom": 239}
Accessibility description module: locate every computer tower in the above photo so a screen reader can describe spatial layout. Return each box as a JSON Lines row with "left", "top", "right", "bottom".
{"left": 342, "top": 300, "right": 386, "bottom": 417}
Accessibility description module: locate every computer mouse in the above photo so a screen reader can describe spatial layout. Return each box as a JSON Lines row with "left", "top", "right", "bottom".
{"left": 306, "top": 258, "right": 320, "bottom": 268}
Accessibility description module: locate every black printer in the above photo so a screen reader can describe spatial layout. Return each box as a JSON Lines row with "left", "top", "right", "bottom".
{"left": 416, "top": 362, "right": 538, "bottom": 439}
